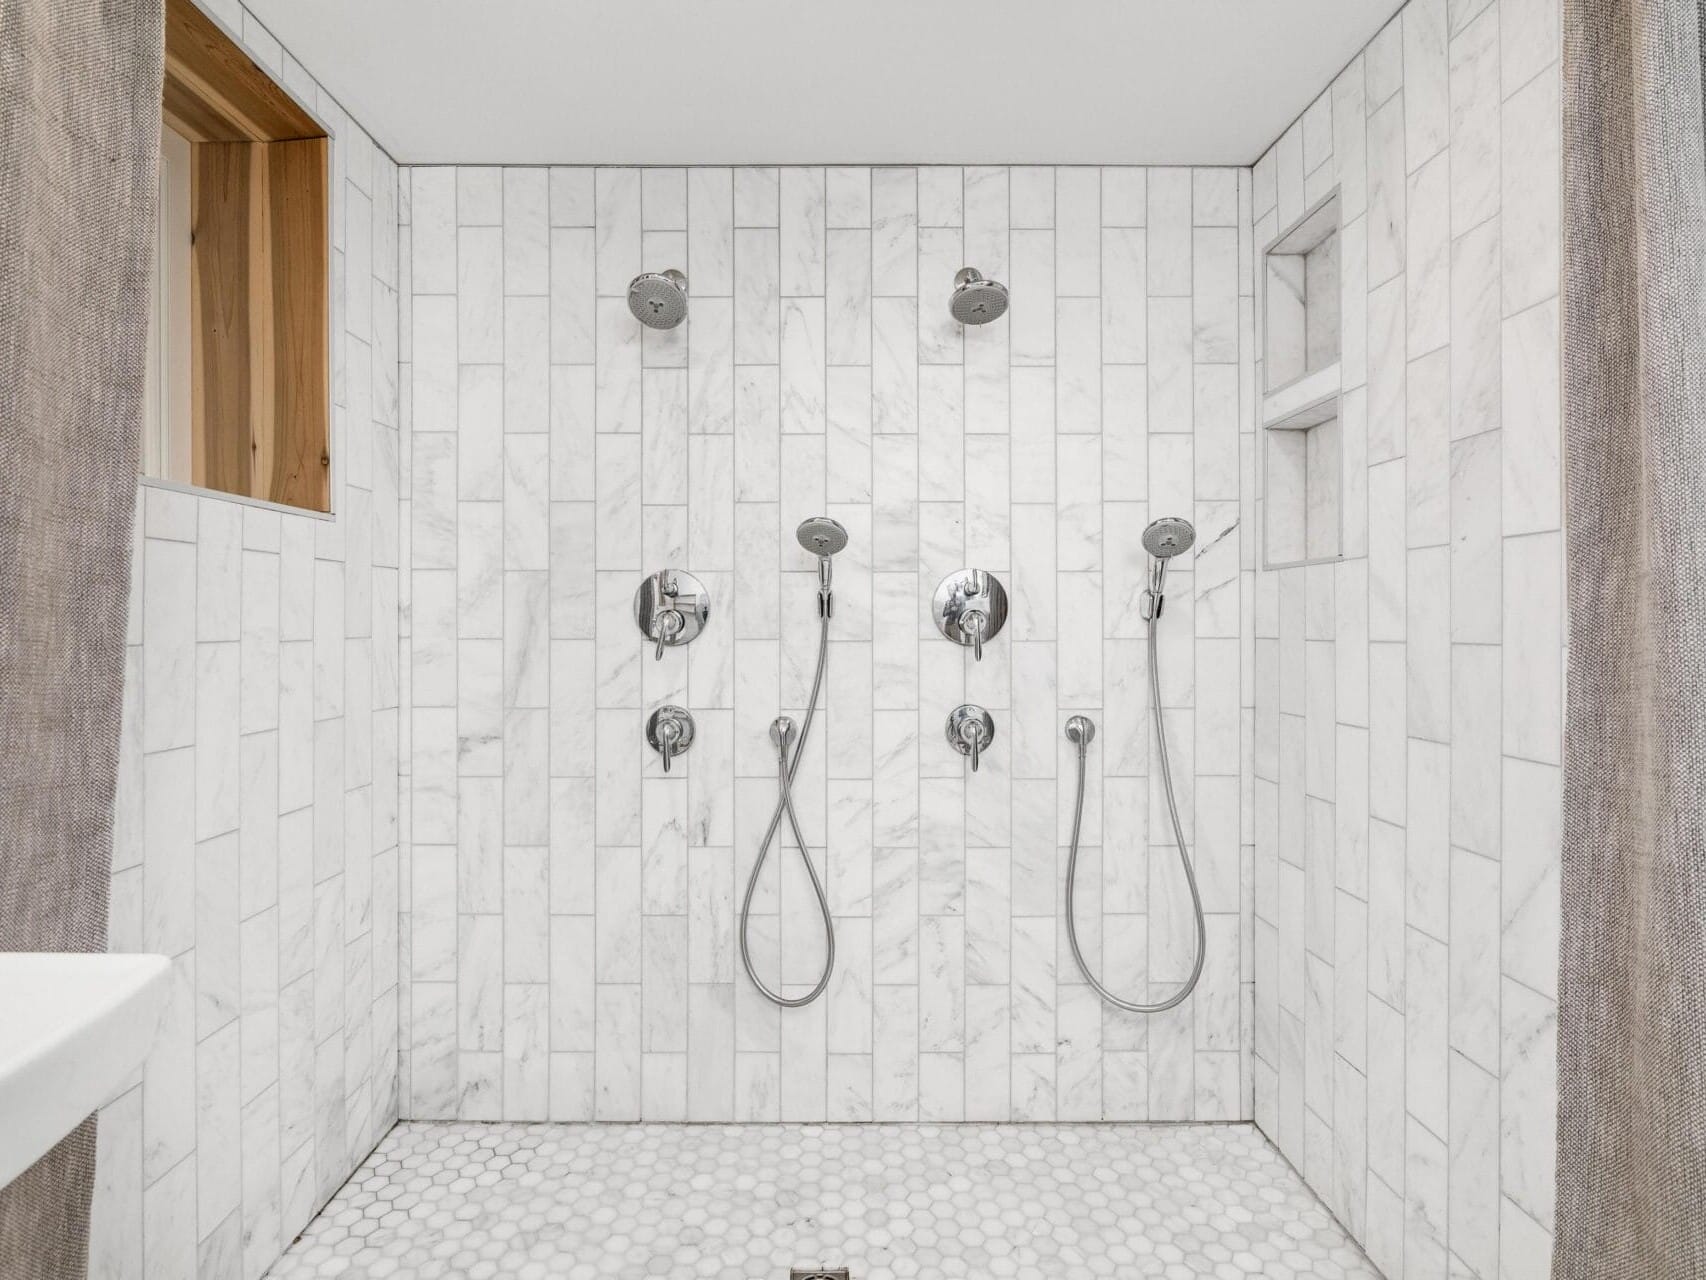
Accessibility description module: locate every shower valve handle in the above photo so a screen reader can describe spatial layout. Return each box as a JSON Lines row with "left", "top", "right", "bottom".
{"left": 652, "top": 607, "right": 684, "bottom": 660}
{"left": 962, "top": 719, "right": 986, "bottom": 772}
{"left": 634, "top": 569, "right": 710, "bottom": 659}
{"left": 946, "top": 704, "right": 996, "bottom": 774}
{"left": 963, "top": 609, "right": 987, "bottom": 661}
{"left": 646, "top": 706, "right": 695, "bottom": 773}
{"left": 932, "top": 569, "right": 1009, "bottom": 661}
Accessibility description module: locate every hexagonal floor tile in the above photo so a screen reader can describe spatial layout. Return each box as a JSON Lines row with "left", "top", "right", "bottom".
{"left": 270, "top": 1123, "right": 1382, "bottom": 1279}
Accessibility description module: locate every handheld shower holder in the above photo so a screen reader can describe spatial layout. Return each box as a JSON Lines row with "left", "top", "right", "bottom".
{"left": 816, "top": 557, "right": 834, "bottom": 618}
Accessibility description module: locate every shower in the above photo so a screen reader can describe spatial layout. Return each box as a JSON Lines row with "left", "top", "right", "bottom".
{"left": 950, "top": 267, "right": 1009, "bottom": 324}
{"left": 796, "top": 515, "right": 848, "bottom": 554}
{"left": 1063, "top": 516, "right": 1207, "bottom": 1013}
{"left": 1141, "top": 514, "right": 1194, "bottom": 618}
{"left": 627, "top": 269, "right": 688, "bottom": 328}
{"left": 738, "top": 516, "right": 849, "bottom": 1007}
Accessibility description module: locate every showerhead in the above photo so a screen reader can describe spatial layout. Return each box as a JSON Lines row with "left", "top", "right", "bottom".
{"left": 628, "top": 269, "right": 688, "bottom": 329}
{"left": 950, "top": 267, "right": 1009, "bottom": 325}
{"left": 1140, "top": 517, "right": 1195, "bottom": 622}
{"left": 1141, "top": 516, "right": 1196, "bottom": 560}
{"left": 797, "top": 516, "right": 848, "bottom": 610}
{"left": 795, "top": 515, "right": 849, "bottom": 558}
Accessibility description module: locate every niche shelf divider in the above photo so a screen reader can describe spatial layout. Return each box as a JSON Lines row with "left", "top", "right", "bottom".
{"left": 1261, "top": 189, "right": 1343, "bottom": 569}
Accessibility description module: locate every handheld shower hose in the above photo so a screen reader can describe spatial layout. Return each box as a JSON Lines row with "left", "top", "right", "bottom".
{"left": 1063, "top": 518, "right": 1207, "bottom": 1013}
{"left": 738, "top": 518, "right": 846, "bottom": 1008}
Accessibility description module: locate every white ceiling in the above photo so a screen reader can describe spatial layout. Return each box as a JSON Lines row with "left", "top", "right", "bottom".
{"left": 247, "top": 0, "right": 1404, "bottom": 167}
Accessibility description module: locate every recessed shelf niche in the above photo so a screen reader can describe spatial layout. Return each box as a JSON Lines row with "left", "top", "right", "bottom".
{"left": 1261, "top": 190, "right": 1343, "bottom": 568}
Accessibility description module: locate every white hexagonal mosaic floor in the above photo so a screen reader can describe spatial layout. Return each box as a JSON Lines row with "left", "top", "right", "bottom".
{"left": 271, "top": 1122, "right": 1381, "bottom": 1279}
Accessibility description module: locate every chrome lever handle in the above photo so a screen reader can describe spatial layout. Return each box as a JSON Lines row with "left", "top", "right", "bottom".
{"left": 653, "top": 608, "right": 683, "bottom": 661}
{"left": 646, "top": 705, "right": 695, "bottom": 772}
{"left": 656, "top": 718, "right": 680, "bottom": 771}
{"left": 946, "top": 704, "right": 996, "bottom": 775}
{"left": 932, "top": 570, "right": 1008, "bottom": 660}
{"left": 635, "top": 570, "right": 709, "bottom": 659}
{"left": 963, "top": 609, "right": 987, "bottom": 662}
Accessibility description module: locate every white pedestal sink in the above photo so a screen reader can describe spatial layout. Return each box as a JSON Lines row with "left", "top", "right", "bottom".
{"left": 0, "top": 952, "right": 172, "bottom": 1190}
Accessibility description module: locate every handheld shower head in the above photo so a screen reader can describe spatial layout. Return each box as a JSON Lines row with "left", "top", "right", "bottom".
{"left": 796, "top": 515, "right": 849, "bottom": 613}
{"left": 1142, "top": 516, "right": 1196, "bottom": 559}
{"left": 1141, "top": 516, "right": 1195, "bottom": 620}
{"left": 795, "top": 516, "right": 849, "bottom": 559}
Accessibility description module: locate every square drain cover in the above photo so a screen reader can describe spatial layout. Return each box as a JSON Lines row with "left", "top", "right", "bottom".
{"left": 790, "top": 1272, "right": 850, "bottom": 1280}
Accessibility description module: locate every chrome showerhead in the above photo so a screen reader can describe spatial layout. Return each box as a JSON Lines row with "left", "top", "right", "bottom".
{"left": 1141, "top": 517, "right": 1195, "bottom": 621}
{"left": 797, "top": 515, "right": 848, "bottom": 613}
{"left": 627, "top": 269, "right": 688, "bottom": 329}
{"left": 795, "top": 515, "right": 848, "bottom": 558}
{"left": 1142, "top": 516, "right": 1196, "bottom": 559}
{"left": 950, "top": 267, "right": 1009, "bottom": 325}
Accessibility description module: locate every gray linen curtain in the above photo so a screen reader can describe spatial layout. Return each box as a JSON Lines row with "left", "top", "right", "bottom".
{"left": 1556, "top": 0, "right": 1706, "bottom": 1276}
{"left": 0, "top": 0, "right": 164, "bottom": 1275}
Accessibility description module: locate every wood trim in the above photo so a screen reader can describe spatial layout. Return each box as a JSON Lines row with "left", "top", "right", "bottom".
{"left": 164, "top": 0, "right": 321, "bottom": 143}
{"left": 186, "top": 136, "right": 330, "bottom": 512}
{"left": 190, "top": 141, "right": 254, "bottom": 497}
{"left": 167, "top": 0, "right": 330, "bottom": 513}
{"left": 263, "top": 138, "right": 330, "bottom": 511}
{"left": 246, "top": 144, "right": 277, "bottom": 502}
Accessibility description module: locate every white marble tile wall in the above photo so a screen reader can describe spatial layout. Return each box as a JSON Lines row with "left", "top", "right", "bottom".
{"left": 87, "top": 5, "right": 404, "bottom": 1278}
{"left": 400, "top": 163, "right": 1256, "bottom": 1124}
{"left": 1249, "top": 0, "right": 1562, "bottom": 1276}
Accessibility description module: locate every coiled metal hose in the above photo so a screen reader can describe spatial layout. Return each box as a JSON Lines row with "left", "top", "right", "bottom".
{"left": 738, "top": 610, "right": 835, "bottom": 1007}
{"left": 1063, "top": 612, "right": 1206, "bottom": 1013}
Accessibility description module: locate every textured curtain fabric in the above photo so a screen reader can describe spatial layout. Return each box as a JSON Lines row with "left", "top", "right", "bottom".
{"left": 1557, "top": 0, "right": 1706, "bottom": 1276}
{"left": 0, "top": 0, "right": 164, "bottom": 1275}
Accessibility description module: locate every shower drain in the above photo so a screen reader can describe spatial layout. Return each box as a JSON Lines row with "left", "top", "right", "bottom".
{"left": 789, "top": 1271, "right": 850, "bottom": 1280}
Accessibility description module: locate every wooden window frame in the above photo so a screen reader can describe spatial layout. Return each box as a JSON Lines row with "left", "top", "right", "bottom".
{"left": 149, "top": 0, "right": 334, "bottom": 514}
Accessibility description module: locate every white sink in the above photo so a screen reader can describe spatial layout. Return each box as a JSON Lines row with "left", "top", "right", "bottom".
{"left": 0, "top": 952, "right": 172, "bottom": 1190}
